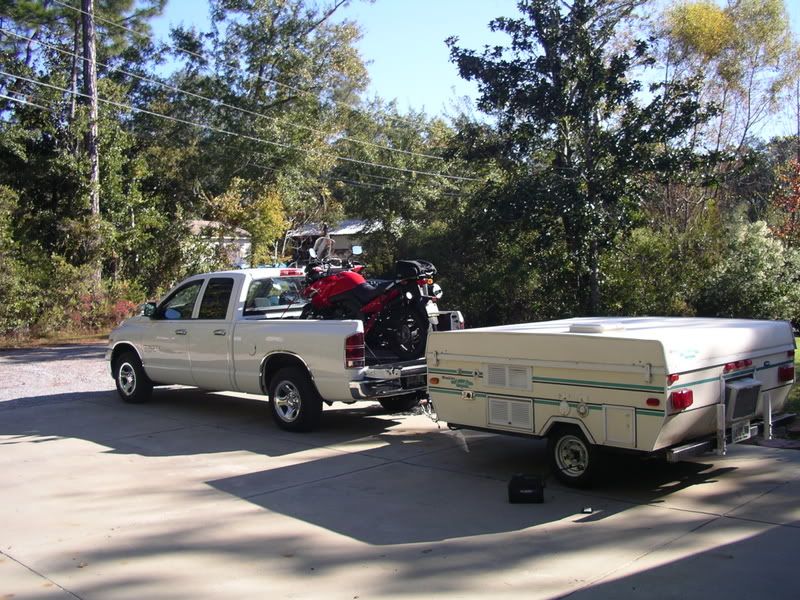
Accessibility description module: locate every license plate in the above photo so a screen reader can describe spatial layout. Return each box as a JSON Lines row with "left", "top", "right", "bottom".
{"left": 732, "top": 420, "right": 751, "bottom": 443}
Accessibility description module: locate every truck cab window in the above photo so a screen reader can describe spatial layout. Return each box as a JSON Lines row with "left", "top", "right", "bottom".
{"left": 198, "top": 277, "right": 234, "bottom": 320}
{"left": 244, "top": 277, "right": 305, "bottom": 317}
{"left": 156, "top": 281, "right": 203, "bottom": 320}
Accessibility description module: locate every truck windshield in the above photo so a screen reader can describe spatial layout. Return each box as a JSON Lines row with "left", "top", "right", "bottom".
{"left": 244, "top": 277, "right": 307, "bottom": 318}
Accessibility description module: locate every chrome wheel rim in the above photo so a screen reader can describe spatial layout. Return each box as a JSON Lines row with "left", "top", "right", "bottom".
{"left": 273, "top": 380, "right": 302, "bottom": 422}
{"left": 118, "top": 362, "right": 136, "bottom": 396}
{"left": 554, "top": 435, "right": 589, "bottom": 477}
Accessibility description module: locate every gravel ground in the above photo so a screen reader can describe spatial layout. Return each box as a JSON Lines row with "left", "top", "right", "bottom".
{"left": 0, "top": 342, "right": 113, "bottom": 404}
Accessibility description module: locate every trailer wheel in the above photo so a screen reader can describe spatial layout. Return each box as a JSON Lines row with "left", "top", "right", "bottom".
{"left": 548, "top": 427, "right": 601, "bottom": 488}
{"left": 268, "top": 367, "right": 322, "bottom": 432}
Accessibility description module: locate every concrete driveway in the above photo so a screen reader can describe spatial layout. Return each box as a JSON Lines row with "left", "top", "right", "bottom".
{"left": 1, "top": 344, "right": 798, "bottom": 599}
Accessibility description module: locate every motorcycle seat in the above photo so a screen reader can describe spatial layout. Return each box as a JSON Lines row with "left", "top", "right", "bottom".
{"left": 352, "top": 280, "right": 393, "bottom": 304}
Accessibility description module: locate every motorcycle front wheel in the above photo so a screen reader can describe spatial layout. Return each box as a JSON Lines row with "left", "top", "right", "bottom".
{"left": 385, "top": 305, "right": 429, "bottom": 360}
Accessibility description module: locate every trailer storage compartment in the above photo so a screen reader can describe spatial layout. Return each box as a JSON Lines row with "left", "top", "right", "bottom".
{"left": 426, "top": 317, "right": 796, "bottom": 487}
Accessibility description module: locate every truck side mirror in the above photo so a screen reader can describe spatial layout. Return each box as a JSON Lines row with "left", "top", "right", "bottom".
{"left": 142, "top": 302, "right": 157, "bottom": 318}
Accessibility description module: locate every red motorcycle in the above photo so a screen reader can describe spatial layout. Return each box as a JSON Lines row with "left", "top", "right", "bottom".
{"left": 300, "top": 250, "right": 438, "bottom": 360}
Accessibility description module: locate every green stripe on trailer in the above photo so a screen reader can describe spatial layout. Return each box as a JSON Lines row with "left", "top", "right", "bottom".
{"left": 532, "top": 375, "right": 663, "bottom": 393}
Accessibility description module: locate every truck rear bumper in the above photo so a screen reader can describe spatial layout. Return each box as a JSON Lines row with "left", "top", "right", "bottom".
{"left": 349, "top": 360, "right": 427, "bottom": 400}
{"left": 666, "top": 412, "right": 795, "bottom": 462}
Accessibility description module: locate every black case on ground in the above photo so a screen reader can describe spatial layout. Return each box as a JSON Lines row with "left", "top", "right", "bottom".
{"left": 508, "top": 474, "right": 545, "bottom": 503}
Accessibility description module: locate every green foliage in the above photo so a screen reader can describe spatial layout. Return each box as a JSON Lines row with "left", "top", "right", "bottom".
{"left": 602, "top": 218, "right": 800, "bottom": 323}
{"left": 448, "top": 0, "right": 712, "bottom": 314}
{"left": 1, "top": 0, "right": 798, "bottom": 342}
{"left": 694, "top": 221, "right": 800, "bottom": 322}
{"left": 208, "top": 177, "right": 287, "bottom": 266}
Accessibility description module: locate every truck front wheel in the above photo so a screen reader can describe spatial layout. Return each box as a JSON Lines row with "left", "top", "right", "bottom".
{"left": 113, "top": 351, "right": 152, "bottom": 404}
{"left": 268, "top": 367, "right": 322, "bottom": 432}
{"left": 548, "top": 427, "right": 602, "bottom": 488}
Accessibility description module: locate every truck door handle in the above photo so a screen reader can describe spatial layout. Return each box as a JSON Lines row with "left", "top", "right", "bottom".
{"left": 175, "top": 329, "right": 187, "bottom": 336}
{"left": 213, "top": 329, "right": 227, "bottom": 336}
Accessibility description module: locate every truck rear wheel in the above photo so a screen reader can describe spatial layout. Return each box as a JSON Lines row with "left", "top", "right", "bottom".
{"left": 268, "top": 367, "right": 322, "bottom": 432}
{"left": 548, "top": 427, "right": 601, "bottom": 488}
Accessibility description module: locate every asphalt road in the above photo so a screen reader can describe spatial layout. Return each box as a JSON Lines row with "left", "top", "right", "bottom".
{"left": 1, "top": 343, "right": 799, "bottom": 599}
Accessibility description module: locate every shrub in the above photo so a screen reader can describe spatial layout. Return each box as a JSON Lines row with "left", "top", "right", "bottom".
{"left": 693, "top": 221, "right": 800, "bottom": 322}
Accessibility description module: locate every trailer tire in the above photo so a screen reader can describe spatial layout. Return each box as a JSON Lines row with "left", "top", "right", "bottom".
{"left": 268, "top": 367, "right": 322, "bottom": 432}
{"left": 548, "top": 426, "right": 602, "bottom": 488}
{"left": 378, "top": 395, "right": 420, "bottom": 413}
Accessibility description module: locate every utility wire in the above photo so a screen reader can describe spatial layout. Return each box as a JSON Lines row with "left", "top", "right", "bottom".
{"left": 50, "top": 0, "right": 438, "bottom": 131}
{"left": 0, "top": 91, "right": 465, "bottom": 199}
{"left": 0, "top": 70, "right": 481, "bottom": 181}
{"left": 0, "top": 29, "right": 447, "bottom": 162}
{"left": 0, "top": 92, "right": 52, "bottom": 110}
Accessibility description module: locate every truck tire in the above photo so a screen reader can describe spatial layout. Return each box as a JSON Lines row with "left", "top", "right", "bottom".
{"left": 113, "top": 351, "right": 153, "bottom": 404}
{"left": 378, "top": 395, "right": 420, "bottom": 413}
{"left": 268, "top": 367, "right": 323, "bottom": 432}
{"left": 548, "top": 426, "right": 602, "bottom": 488}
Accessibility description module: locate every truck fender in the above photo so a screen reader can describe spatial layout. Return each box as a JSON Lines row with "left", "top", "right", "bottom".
{"left": 540, "top": 417, "right": 597, "bottom": 445}
{"left": 109, "top": 342, "right": 144, "bottom": 371}
{"left": 259, "top": 351, "right": 316, "bottom": 395}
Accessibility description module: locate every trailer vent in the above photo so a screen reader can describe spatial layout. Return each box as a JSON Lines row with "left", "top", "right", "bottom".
{"left": 488, "top": 397, "right": 533, "bottom": 431}
{"left": 488, "top": 364, "right": 507, "bottom": 387}
{"left": 486, "top": 364, "right": 531, "bottom": 391}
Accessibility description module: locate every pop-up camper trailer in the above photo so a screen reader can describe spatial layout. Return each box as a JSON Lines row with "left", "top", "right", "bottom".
{"left": 426, "top": 317, "right": 796, "bottom": 486}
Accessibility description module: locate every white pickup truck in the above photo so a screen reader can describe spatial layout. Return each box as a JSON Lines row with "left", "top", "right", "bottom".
{"left": 106, "top": 268, "right": 450, "bottom": 431}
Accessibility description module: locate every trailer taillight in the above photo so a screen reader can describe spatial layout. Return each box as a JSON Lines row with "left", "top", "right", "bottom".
{"left": 667, "top": 374, "right": 680, "bottom": 385}
{"left": 723, "top": 359, "right": 753, "bottom": 373}
{"left": 779, "top": 365, "right": 795, "bottom": 383}
{"left": 345, "top": 333, "right": 365, "bottom": 369}
{"left": 670, "top": 389, "right": 693, "bottom": 411}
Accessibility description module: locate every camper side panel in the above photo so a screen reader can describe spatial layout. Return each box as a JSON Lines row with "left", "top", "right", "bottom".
{"left": 427, "top": 332, "right": 668, "bottom": 451}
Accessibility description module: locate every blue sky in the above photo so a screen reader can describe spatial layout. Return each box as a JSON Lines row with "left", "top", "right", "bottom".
{"left": 151, "top": 0, "right": 800, "bottom": 135}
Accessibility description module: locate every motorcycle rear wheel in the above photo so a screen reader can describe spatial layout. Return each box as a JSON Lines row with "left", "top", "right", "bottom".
{"left": 386, "top": 306, "right": 429, "bottom": 360}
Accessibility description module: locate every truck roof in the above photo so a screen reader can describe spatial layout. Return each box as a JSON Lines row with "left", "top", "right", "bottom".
{"left": 192, "top": 267, "right": 306, "bottom": 278}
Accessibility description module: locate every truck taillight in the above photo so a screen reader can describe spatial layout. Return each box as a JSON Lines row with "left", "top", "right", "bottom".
{"left": 345, "top": 333, "right": 365, "bottom": 369}
{"left": 670, "top": 389, "right": 693, "bottom": 411}
{"left": 779, "top": 365, "right": 795, "bottom": 382}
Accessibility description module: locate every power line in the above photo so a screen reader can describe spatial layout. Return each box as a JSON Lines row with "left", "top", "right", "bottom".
{"left": 0, "top": 70, "right": 481, "bottom": 182}
{"left": 0, "top": 28, "right": 447, "bottom": 163}
{"left": 0, "top": 92, "right": 52, "bottom": 110}
{"left": 50, "top": 0, "right": 438, "bottom": 131}
{"left": 0, "top": 91, "right": 465, "bottom": 198}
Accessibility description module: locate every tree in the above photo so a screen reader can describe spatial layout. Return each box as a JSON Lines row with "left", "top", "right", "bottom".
{"left": 662, "top": 0, "right": 798, "bottom": 152}
{"left": 770, "top": 157, "right": 800, "bottom": 246}
{"left": 208, "top": 177, "right": 287, "bottom": 265}
{"left": 448, "top": 0, "right": 710, "bottom": 314}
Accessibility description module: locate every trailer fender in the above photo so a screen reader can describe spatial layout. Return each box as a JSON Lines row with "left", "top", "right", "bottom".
{"left": 540, "top": 417, "right": 597, "bottom": 444}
